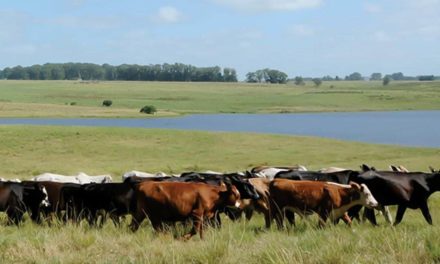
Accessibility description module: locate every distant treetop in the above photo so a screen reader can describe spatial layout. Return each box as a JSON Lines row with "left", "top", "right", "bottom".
{"left": 0, "top": 63, "right": 238, "bottom": 82}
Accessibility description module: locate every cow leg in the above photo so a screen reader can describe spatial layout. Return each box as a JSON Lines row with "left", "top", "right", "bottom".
{"left": 420, "top": 202, "right": 433, "bottom": 225}
{"left": 274, "top": 210, "right": 284, "bottom": 230}
{"left": 263, "top": 210, "right": 272, "bottom": 229}
{"left": 340, "top": 212, "right": 352, "bottom": 226}
{"left": 270, "top": 203, "right": 284, "bottom": 230}
{"left": 130, "top": 211, "right": 146, "bottom": 232}
{"left": 285, "top": 210, "right": 296, "bottom": 227}
{"left": 110, "top": 214, "right": 121, "bottom": 227}
{"left": 394, "top": 205, "right": 407, "bottom": 226}
{"left": 184, "top": 212, "right": 203, "bottom": 240}
{"left": 317, "top": 214, "right": 328, "bottom": 228}
{"left": 30, "top": 207, "right": 43, "bottom": 224}
{"left": 363, "top": 208, "right": 378, "bottom": 226}
{"left": 348, "top": 205, "right": 362, "bottom": 222}
{"left": 7, "top": 208, "right": 24, "bottom": 226}
{"left": 214, "top": 212, "right": 222, "bottom": 228}
{"left": 244, "top": 207, "right": 254, "bottom": 221}
{"left": 381, "top": 206, "right": 393, "bottom": 225}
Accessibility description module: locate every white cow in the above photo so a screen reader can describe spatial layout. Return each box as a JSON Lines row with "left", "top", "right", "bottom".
{"left": 122, "top": 170, "right": 168, "bottom": 181}
{"left": 32, "top": 173, "right": 80, "bottom": 183}
{"left": 76, "top": 172, "right": 113, "bottom": 184}
{"left": 251, "top": 165, "right": 307, "bottom": 180}
{"left": 0, "top": 177, "right": 22, "bottom": 182}
{"left": 32, "top": 172, "right": 112, "bottom": 184}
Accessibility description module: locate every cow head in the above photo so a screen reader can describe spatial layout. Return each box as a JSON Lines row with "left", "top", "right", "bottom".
{"left": 228, "top": 174, "right": 260, "bottom": 200}
{"left": 350, "top": 182, "right": 378, "bottom": 208}
{"left": 219, "top": 182, "right": 241, "bottom": 209}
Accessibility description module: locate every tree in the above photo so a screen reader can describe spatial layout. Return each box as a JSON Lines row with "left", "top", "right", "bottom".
{"left": 294, "top": 76, "right": 305, "bottom": 86}
{"left": 345, "top": 72, "right": 363, "bottom": 81}
{"left": 391, "top": 72, "right": 404, "bottom": 80}
{"left": 223, "top": 68, "right": 238, "bottom": 82}
{"left": 246, "top": 72, "right": 258, "bottom": 83}
{"left": 102, "top": 100, "right": 113, "bottom": 107}
{"left": 383, "top": 75, "right": 391, "bottom": 86}
{"left": 266, "top": 69, "right": 288, "bottom": 84}
{"left": 312, "top": 78, "right": 322, "bottom": 87}
{"left": 418, "top": 75, "right": 435, "bottom": 81}
{"left": 370, "top": 73, "right": 382, "bottom": 81}
{"left": 140, "top": 105, "right": 157, "bottom": 114}
{"left": 246, "top": 68, "right": 287, "bottom": 84}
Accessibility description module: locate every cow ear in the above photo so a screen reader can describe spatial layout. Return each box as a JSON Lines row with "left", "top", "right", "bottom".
{"left": 349, "top": 181, "right": 361, "bottom": 191}
{"left": 361, "top": 164, "right": 369, "bottom": 171}
{"left": 219, "top": 181, "right": 227, "bottom": 192}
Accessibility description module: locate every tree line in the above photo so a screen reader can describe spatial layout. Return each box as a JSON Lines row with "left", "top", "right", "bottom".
{"left": 0, "top": 63, "right": 438, "bottom": 83}
{"left": 0, "top": 63, "right": 238, "bottom": 82}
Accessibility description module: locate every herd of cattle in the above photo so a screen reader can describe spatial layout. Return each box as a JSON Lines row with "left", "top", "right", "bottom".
{"left": 1, "top": 164, "right": 439, "bottom": 239}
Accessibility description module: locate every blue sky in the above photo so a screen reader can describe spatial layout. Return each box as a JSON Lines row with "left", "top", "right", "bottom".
{"left": 1, "top": 0, "right": 439, "bottom": 79}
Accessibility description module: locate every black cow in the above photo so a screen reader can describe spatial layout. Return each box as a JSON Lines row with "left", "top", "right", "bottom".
{"left": 59, "top": 183, "right": 85, "bottom": 223}
{"left": 80, "top": 183, "right": 136, "bottom": 227}
{"left": 350, "top": 170, "right": 440, "bottom": 225}
{"left": 274, "top": 170, "right": 356, "bottom": 184}
{"left": 0, "top": 182, "right": 50, "bottom": 225}
{"left": 179, "top": 172, "right": 260, "bottom": 200}
{"left": 21, "top": 181, "right": 65, "bottom": 221}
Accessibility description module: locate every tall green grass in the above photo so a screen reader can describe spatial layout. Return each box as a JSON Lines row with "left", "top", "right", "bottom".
{"left": 0, "top": 205, "right": 439, "bottom": 263}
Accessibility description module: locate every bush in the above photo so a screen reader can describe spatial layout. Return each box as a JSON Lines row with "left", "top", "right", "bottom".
{"left": 70, "top": 102, "right": 77, "bottom": 106}
{"left": 383, "top": 76, "right": 391, "bottom": 86}
{"left": 312, "top": 78, "right": 322, "bottom": 87}
{"left": 294, "top": 76, "right": 305, "bottom": 86}
{"left": 102, "top": 100, "right": 112, "bottom": 107}
{"left": 140, "top": 105, "right": 157, "bottom": 114}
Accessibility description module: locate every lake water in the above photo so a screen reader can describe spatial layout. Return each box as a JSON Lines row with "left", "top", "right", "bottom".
{"left": 0, "top": 111, "right": 439, "bottom": 148}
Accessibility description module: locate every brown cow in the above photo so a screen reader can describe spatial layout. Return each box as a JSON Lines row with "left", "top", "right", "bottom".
{"left": 269, "top": 179, "right": 378, "bottom": 228}
{"left": 130, "top": 181, "right": 241, "bottom": 239}
{"left": 240, "top": 178, "right": 273, "bottom": 228}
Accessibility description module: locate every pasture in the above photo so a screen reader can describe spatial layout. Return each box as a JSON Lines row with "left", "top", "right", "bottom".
{"left": 1, "top": 125, "right": 440, "bottom": 263}
{"left": 0, "top": 80, "right": 439, "bottom": 117}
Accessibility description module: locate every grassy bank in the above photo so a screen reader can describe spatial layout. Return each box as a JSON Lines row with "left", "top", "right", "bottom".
{"left": 0, "top": 80, "right": 439, "bottom": 117}
{"left": 0, "top": 125, "right": 440, "bottom": 263}
{"left": 1, "top": 126, "right": 439, "bottom": 179}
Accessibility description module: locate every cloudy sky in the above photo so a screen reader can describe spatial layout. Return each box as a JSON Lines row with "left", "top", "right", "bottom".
{"left": 1, "top": 0, "right": 439, "bottom": 79}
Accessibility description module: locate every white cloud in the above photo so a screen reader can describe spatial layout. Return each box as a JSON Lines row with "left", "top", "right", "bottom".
{"left": 373, "top": 31, "right": 392, "bottom": 42}
{"left": 363, "top": 2, "right": 382, "bottom": 13}
{"left": 49, "top": 15, "right": 122, "bottom": 30}
{"left": 68, "top": 0, "right": 85, "bottom": 7}
{"left": 212, "top": 0, "right": 322, "bottom": 11}
{"left": 153, "top": 6, "right": 184, "bottom": 24}
{"left": 288, "top": 24, "right": 315, "bottom": 36}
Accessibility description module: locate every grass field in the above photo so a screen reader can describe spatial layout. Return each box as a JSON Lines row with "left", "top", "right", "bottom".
{"left": 1, "top": 125, "right": 440, "bottom": 263}
{"left": 0, "top": 80, "right": 439, "bottom": 117}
